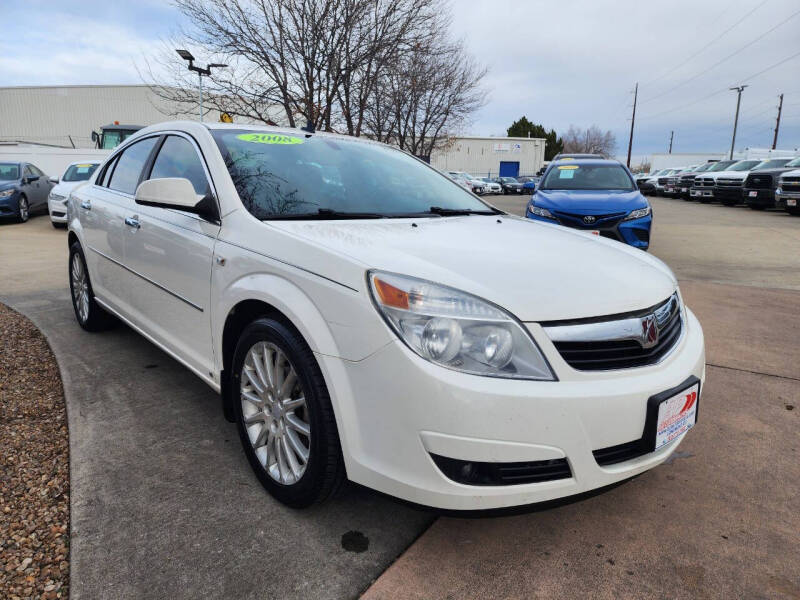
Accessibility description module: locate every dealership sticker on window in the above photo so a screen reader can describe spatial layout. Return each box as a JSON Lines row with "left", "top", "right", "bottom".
{"left": 557, "top": 165, "right": 579, "bottom": 169}
{"left": 236, "top": 133, "right": 304, "bottom": 145}
{"left": 76, "top": 164, "right": 94, "bottom": 168}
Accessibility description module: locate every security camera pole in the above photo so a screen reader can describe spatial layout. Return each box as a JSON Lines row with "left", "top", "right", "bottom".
{"left": 176, "top": 49, "right": 227, "bottom": 122}
{"left": 728, "top": 85, "right": 748, "bottom": 160}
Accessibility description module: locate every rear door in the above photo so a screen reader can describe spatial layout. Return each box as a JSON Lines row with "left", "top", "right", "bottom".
{"left": 122, "top": 133, "right": 220, "bottom": 377}
{"left": 78, "top": 136, "right": 159, "bottom": 315}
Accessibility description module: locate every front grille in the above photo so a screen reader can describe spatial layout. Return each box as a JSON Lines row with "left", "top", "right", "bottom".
{"left": 679, "top": 175, "right": 696, "bottom": 185}
{"left": 546, "top": 294, "right": 683, "bottom": 371}
{"left": 599, "top": 230, "right": 623, "bottom": 242}
{"left": 744, "top": 174, "right": 772, "bottom": 189}
{"left": 552, "top": 210, "right": 626, "bottom": 230}
{"left": 430, "top": 454, "right": 572, "bottom": 486}
{"left": 593, "top": 440, "right": 649, "bottom": 466}
{"left": 781, "top": 177, "right": 800, "bottom": 187}
{"left": 658, "top": 177, "right": 668, "bottom": 185}
{"left": 716, "top": 178, "right": 744, "bottom": 187}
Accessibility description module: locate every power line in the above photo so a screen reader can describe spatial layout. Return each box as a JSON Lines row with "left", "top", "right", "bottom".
{"left": 641, "top": 7, "right": 800, "bottom": 105}
{"left": 637, "top": 49, "right": 800, "bottom": 122}
{"left": 639, "top": 0, "right": 769, "bottom": 89}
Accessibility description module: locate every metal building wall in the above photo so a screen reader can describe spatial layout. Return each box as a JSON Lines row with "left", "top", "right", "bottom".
{"left": 0, "top": 85, "right": 208, "bottom": 148}
{"left": 430, "top": 136, "right": 546, "bottom": 178}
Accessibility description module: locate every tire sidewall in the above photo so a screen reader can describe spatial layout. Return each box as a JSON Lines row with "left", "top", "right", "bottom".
{"left": 231, "top": 318, "right": 335, "bottom": 507}
{"left": 18, "top": 196, "right": 29, "bottom": 222}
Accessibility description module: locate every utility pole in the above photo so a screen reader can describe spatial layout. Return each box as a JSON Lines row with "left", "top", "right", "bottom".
{"left": 627, "top": 82, "right": 638, "bottom": 168}
{"left": 772, "top": 93, "right": 784, "bottom": 150}
{"left": 668, "top": 130, "right": 674, "bottom": 154}
{"left": 728, "top": 85, "right": 748, "bottom": 159}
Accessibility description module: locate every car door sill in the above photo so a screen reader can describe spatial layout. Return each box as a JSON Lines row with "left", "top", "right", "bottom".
{"left": 93, "top": 294, "right": 220, "bottom": 393}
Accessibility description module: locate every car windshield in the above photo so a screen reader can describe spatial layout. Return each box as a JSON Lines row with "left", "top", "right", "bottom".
{"left": 728, "top": 160, "right": 761, "bottom": 171}
{"left": 708, "top": 161, "right": 736, "bottom": 171}
{"left": 540, "top": 163, "right": 635, "bottom": 191}
{"left": 0, "top": 163, "right": 20, "bottom": 181}
{"left": 500, "top": 177, "right": 518, "bottom": 183}
{"left": 695, "top": 164, "right": 713, "bottom": 172}
{"left": 785, "top": 157, "right": 800, "bottom": 168}
{"left": 211, "top": 130, "right": 495, "bottom": 218}
{"left": 62, "top": 163, "right": 99, "bottom": 182}
{"left": 754, "top": 158, "right": 792, "bottom": 170}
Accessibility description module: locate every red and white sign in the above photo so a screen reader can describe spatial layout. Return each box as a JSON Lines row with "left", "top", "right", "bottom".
{"left": 655, "top": 383, "right": 699, "bottom": 450}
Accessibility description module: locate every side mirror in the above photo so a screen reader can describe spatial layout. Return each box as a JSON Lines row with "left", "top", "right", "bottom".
{"left": 49, "top": 176, "right": 59, "bottom": 184}
{"left": 135, "top": 178, "right": 219, "bottom": 223}
{"left": 25, "top": 175, "right": 40, "bottom": 184}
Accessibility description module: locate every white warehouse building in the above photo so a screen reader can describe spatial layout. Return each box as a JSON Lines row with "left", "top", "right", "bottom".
{"left": 430, "top": 136, "right": 546, "bottom": 179}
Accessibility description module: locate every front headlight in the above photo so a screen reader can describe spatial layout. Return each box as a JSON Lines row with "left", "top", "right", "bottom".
{"left": 0, "top": 189, "right": 15, "bottom": 198}
{"left": 49, "top": 192, "right": 65, "bottom": 203}
{"left": 368, "top": 271, "right": 555, "bottom": 380}
{"left": 624, "top": 205, "right": 651, "bottom": 221}
{"left": 529, "top": 204, "right": 555, "bottom": 219}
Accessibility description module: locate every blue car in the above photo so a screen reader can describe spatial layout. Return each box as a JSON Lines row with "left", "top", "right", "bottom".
{"left": 519, "top": 176, "right": 540, "bottom": 193}
{"left": 525, "top": 159, "right": 652, "bottom": 250}
{"left": 0, "top": 162, "right": 53, "bottom": 223}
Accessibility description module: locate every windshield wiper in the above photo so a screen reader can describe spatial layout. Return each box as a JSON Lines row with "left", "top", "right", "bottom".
{"left": 263, "top": 208, "right": 387, "bottom": 220}
{"left": 426, "top": 206, "right": 502, "bottom": 216}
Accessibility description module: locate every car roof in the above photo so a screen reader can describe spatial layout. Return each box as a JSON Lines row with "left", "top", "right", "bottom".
{"left": 67, "top": 160, "right": 101, "bottom": 166}
{"left": 549, "top": 158, "right": 624, "bottom": 167}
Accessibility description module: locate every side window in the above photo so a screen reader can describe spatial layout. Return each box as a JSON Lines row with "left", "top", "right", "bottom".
{"left": 30, "top": 165, "right": 45, "bottom": 177}
{"left": 149, "top": 135, "right": 210, "bottom": 195}
{"left": 98, "top": 155, "right": 119, "bottom": 187}
{"left": 23, "top": 165, "right": 34, "bottom": 178}
{"left": 108, "top": 137, "right": 158, "bottom": 195}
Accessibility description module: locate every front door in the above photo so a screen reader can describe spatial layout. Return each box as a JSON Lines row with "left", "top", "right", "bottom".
{"left": 122, "top": 133, "right": 219, "bottom": 378}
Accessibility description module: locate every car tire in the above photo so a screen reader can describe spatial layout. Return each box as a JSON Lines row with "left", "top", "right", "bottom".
{"left": 68, "top": 242, "right": 117, "bottom": 332}
{"left": 16, "top": 195, "right": 29, "bottom": 223}
{"left": 231, "top": 317, "right": 345, "bottom": 508}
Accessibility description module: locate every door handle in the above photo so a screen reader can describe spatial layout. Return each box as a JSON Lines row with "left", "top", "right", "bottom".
{"left": 124, "top": 216, "right": 140, "bottom": 229}
{"left": 80, "top": 200, "right": 91, "bottom": 210}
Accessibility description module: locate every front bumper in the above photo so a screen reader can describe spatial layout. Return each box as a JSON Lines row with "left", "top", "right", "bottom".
{"left": 320, "top": 308, "right": 705, "bottom": 510}
{"left": 714, "top": 186, "right": 743, "bottom": 204}
{"left": 776, "top": 190, "right": 800, "bottom": 211}
{"left": 48, "top": 196, "right": 68, "bottom": 223}
{"left": 690, "top": 186, "right": 714, "bottom": 200}
{"left": 0, "top": 192, "right": 20, "bottom": 218}
{"left": 525, "top": 210, "right": 652, "bottom": 250}
{"left": 743, "top": 187, "right": 775, "bottom": 208}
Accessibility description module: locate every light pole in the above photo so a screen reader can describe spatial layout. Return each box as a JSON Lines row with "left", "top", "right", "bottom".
{"left": 728, "top": 85, "right": 748, "bottom": 160}
{"left": 176, "top": 49, "right": 227, "bottom": 122}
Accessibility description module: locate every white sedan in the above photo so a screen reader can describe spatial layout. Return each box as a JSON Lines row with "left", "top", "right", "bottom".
{"left": 67, "top": 122, "right": 705, "bottom": 510}
{"left": 48, "top": 161, "right": 101, "bottom": 227}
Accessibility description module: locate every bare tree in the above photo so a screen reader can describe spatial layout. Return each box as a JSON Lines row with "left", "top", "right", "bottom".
{"left": 562, "top": 125, "right": 617, "bottom": 156}
{"left": 140, "top": 0, "right": 486, "bottom": 150}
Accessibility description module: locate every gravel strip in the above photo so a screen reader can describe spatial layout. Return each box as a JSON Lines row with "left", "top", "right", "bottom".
{"left": 1, "top": 303, "right": 69, "bottom": 599}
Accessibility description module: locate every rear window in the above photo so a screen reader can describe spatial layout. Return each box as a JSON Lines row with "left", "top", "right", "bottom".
{"left": 541, "top": 164, "right": 634, "bottom": 191}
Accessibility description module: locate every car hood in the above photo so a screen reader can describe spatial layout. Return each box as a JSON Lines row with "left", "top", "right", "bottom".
{"left": 704, "top": 170, "right": 750, "bottom": 180}
{"left": 532, "top": 189, "right": 646, "bottom": 213}
{"left": 51, "top": 181, "right": 87, "bottom": 196}
{"left": 780, "top": 169, "right": 800, "bottom": 179}
{"left": 0, "top": 181, "right": 19, "bottom": 192}
{"left": 269, "top": 215, "right": 676, "bottom": 321}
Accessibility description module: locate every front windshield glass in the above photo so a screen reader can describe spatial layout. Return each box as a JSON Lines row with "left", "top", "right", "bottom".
{"left": 62, "top": 163, "right": 99, "bottom": 182}
{"left": 695, "top": 163, "right": 713, "bottom": 172}
{"left": 212, "top": 130, "right": 494, "bottom": 218}
{"left": 754, "top": 158, "right": 791, "bottom": 170}
{"left": 540, "top": 163, "right": 634, "bottom": 191}
{"left": 785, "top": 157, "right": 800, "bottom": 168}
{"left": 500, "top": 177, "right": 518, "bottom": 183}
{"left": 728, "top": 160, "right": 761, "bottom": 171}
{"left": 708, "top": 161, "right": 736, "bottom": 171}
{"left": 0, "top": 163, "right": 20, "bottom": 180}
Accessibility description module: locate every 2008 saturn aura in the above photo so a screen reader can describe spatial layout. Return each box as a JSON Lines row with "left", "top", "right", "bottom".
{"left": 66, "top": 122, "right": 705, "bottom": 510}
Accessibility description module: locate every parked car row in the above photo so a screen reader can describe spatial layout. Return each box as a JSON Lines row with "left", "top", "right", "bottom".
{"left": 635, "top": 157, "right": 800, "bottom": 215}
{"left": 446, "top": 171, "right": 540, "bottom": 195}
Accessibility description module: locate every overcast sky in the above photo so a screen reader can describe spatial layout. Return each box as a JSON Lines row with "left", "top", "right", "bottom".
{"left": 2, "top": 0, "right": 799, "bottom": 161}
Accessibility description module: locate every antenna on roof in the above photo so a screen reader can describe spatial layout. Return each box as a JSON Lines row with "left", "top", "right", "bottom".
{"left": 301, "top": 120, "right": 315, "bottom": 134}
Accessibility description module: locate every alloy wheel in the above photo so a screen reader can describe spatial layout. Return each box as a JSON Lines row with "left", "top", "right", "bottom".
{"left": 19, "top": 198, "right": 29, "bottom": 222}
{"left": 71, "top": 253, "right": 90, "bottom": 323}
{"left": 240, "top": 342, "right": 311, "bottom": 485}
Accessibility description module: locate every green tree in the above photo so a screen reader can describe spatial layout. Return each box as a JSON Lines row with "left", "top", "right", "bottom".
{"left": 506, "top": 116, "right": 563, "bottom": 160}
